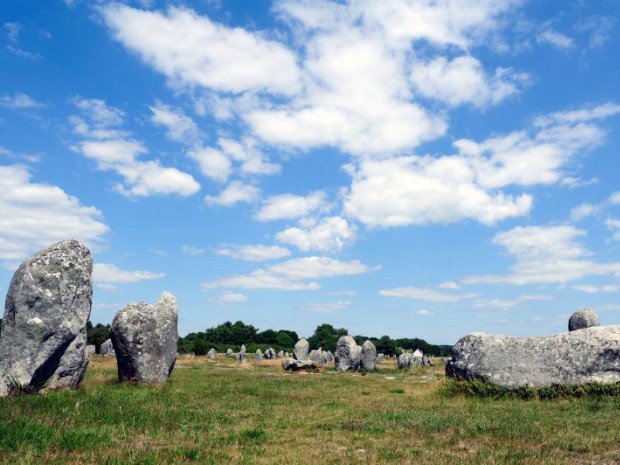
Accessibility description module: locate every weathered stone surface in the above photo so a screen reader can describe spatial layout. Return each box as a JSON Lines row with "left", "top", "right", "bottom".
{"left": 308, "top": 349, "right": 321, "bottom": 363}
{"left": 255, "top": 349, "right": 263, "bottom": 362}
{"left": 100, "top": 339, "right": 115, "bottom": 357}
{"left": 360, "top": 340, "right": 377, "bottom": 370}
{"left": 569, "top": 309, "right": 600, "bottom": 332}
{"left": 226, "top": 348, "right": 234, "bottom": 357}
{"left": 398, "top": 353, "right": 412, "bottom": 369}
{"left": 0, "top": 240, "right": 93, "bottom": 396}
{"left": 422, "top": 356, "right": 433, "bottom": 366}
{"left": 277, "top": 350, "right": 284, "bottom": 359}
{"left": 207, "top": 348, "right": 216, "bottom": 360}
{"left": 265, "top": 348, "right": 276, "bottom": 359}
{"left": 294, "top": 338, "right": 310, "bottom": 361}
{"left": 240, "top": 345, "right": 246, "bottom": 355}
{"left": 110, "top": 292, "right": 178, "bottom": 384}
{"left": 377, "top": 353, "right": 385, "bottom": 364}
{"left": 335, "top": 336, "right": 361, "bottom": 372}
{"left": 86, "top": 345, "right": 96, "bottom": 357}
{"left": 282, "top": 358, "right": 321, "bottom": 371}
{"left": 446, "top": 326, "right": 620, "bottom": 388}
{"left": 237, "top": 351, "right": 246, "bottom": 363}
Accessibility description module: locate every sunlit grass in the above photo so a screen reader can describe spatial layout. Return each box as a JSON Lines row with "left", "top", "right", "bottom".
{"left": 0, "top": 355, "right": 618, "bottom": 464}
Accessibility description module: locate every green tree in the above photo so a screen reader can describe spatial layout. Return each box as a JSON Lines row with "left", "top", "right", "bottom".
{"left": 86, "top": 321, "right": 111, "bottom": 353}
{"left": 308, "top": 324, "right": 348, "bottom": 352}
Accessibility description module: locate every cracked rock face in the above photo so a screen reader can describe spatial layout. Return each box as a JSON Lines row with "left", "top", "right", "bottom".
{"left": 334, "top": 336, "right": 361, "bottom": 372}
{"left": 110, "top": 292, "right": 178, "bottom": 384}
{"left": 569, "top": 309, "right": 600, "bottom": 332}
{"left": 0, "top": 240, "right": 93, "bottom": 396}
{"left": 446, "top": 326, "right": 620, "bottom": 388}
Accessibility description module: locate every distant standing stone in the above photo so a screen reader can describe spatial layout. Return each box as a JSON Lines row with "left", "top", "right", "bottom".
{"left": 265, "top": 348, "right": 276, "bottom": 359}
{"left": 569, "top": 309, "right": 600, "bottom": 331}
{"left": 86, "top": 345, "right": 96, "bottom": 357}
{"left": 277, "top": 350, "right": 284, "bottom": 359}
{"left": 226, "top": 348, "right": 234, "bottom": 357}
{"left": 294, "top": 338, "right": 310, "bottom": 361}
{"left": 237, "top": 351, "right": 246, "bottom": 363}
{"left": 377, "top": 353, "right": 385, "bottom": 364}
{"left": 240, "top": 345, "right": 247, "bottom": 355}
{"left": 0, "top": 240, "right": 93, "bottom": 396}
{"left": 255, "top": 349, "right": 263, "bottom": 362}
{"left": 398, "top": 353, "right": 412, "bottom": 369}
{"left": 100, "top": 339, "right": 115, "bottom": 357}
{"left": 309, "top": 349, "right": 321, "bottom": 363}
{"left": 110, "top": 292, "right": 179, "bottom": 384}
{"left": 207, "top": 348, "right": 216, "bottom": 360}
{"left": 360, "top": 340, "right": 377, "bottom": 370}
{"left": 335, "top": 336, "right": 361, "bottom": 372}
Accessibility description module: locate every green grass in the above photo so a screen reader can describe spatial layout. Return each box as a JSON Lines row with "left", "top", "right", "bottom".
{"left": 1, "top": 356, "right": 619, "bottom": 464}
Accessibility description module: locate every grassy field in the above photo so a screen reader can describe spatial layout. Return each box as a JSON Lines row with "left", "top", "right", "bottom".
{"left": 1, "top": 355, "right": 618, "bottom": 465}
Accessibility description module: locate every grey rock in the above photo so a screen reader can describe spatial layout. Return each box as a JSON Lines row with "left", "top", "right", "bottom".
{"left": 282, "top": 358, "right": 321, "bottom": 371}
{"left": 226, "top": 348, "right": 234, "bottom": 357}
{"left": 110, "top": 292, "right": 178, "bottom": 384}
{"left": 237, "top": 351, "right": 246, "bottom": 363}
{"left": 569, "top": 308, "right": 600, "bottom": 332}
{"left": 277, "top": 350, "right": 284, "bottom": 359}
{"left": 207, "top": 348, "right": 216, "bottom": 360}
{"left": 308, "top": 349, "right": 321, "bottom": 363}
{"left": 0, "top": 240, "right": 93, "bottom": 396}
{"left": 240, "top": 345, "right": 246, "bottom": 355}
{"left": 422, "top": 356, "right": 432, "bottom": 366}
{"left": 360, "top": 340, "right": 377, "bottom": 370}
{"left": 100, "top": 339, "right": 115, "bottom": 357}
{"left": 334, "top": 336, "right": 361, "bottom": 372}
{"left": 293, "top": 338, "right": 310, "bottom": 361}
{"left": 398, "top": 353, "right": 412, "bottom": 369}
{"left": 265, "top": 348, "right": 276, "bottom": 359}
{"left": 255, "top": 349, "right": 263, "bottom": 362}
{"left": 86, "top": 345, "right": 96, "bottom": 357}
{"left": 446, "top": 326, "right": 620, "bottom": 388}
{"left": 377, "top": 353, "right": 385, "bottom": 364}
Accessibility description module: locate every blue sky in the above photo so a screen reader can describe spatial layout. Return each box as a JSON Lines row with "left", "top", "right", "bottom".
{"left": 1, "top": 0, "right": 619, "bottom": 344}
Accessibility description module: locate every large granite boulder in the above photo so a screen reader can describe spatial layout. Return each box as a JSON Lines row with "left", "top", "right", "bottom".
{"left": 100, "top": 339, "right": 115, "bottom": 357}
{"left": 398, "top": 352, "right": 412, "bottom": 369}
{"left": 110, "top": 292, "right": 178, "bottom": 384}
{"left": 446, "top": 326, "right": 620, "bottom": 388}
{"left": 293, "top": 338, "right": 310, "bottom": 361}
{"left": 0, "top": 240, "right": 93, "bottom": 396}
{"left": 360, "top": 340, "right": 377, "bottom": 370}
{"left": 569, "top": 309, "right": 600, "bottom": 332}
{"left": 334, "top": 336, "right": 361, "bottom": 372}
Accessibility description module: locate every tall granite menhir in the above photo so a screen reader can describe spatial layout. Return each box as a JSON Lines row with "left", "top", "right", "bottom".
{"left": 0, "top": 240, "right": 93, "bottom": 396}
{"left": 110, "top": 292, "right": 179, "bottom": 384}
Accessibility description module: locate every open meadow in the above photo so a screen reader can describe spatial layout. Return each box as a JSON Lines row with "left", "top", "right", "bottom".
{"left": 1, "top": 355, "right": 619, "bottom": 465}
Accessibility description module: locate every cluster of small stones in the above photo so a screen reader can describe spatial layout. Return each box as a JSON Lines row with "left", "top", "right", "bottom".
{"left": 0, "top": 240, "right": 93, "bottom": 396}
{"left": 334, "top": 336, "right": 377, "bottom": 372}
{"left": 446, "top": 308, "right": 620, "bottom": 388}
{"left": 398, "top": 349, "right": 424, "bottom": 369}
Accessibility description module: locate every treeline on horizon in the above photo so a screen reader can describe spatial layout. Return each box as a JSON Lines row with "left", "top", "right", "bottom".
{"left": 176, "top": 321, "right": 452, "bottom": 357}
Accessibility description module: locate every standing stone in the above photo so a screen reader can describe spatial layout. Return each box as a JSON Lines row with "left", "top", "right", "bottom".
{"left": 237, "top": 351, "right": 246, "bottom": 363}
{"left": 207, "top": 348, "right": 216, "bottom": 360}
{"left": 398, "top": 353, "right": 412, "bottom": 369}
{"left": 226, "top": 348, "right": 234, "bottom": 357}
{"left": 335, "top": 336, "right": 362, "bottom": 372}
{"left": 377, "top": 353, "right": 385, "bottom": 364}
{"left": 569, "top": 309, "right": 600, "bottom": 331}
{"left": 100, "top": 339, "right": 115, "bottom": 357}
{"left": 0, "top": 240, "right": 93, "bottom": 396}
{"left": 360, "top": 340, "right": 377, "bottom": 370}
{"left": 446, "top": 327, "right": 620, "bottom": 388}
{"left": 110, "top": 292, "right": 178, "bottom": 384}
{"left": 265, "top": 348, "right": 276, "bottom": 359}
{"left": 294, "top": 338, "right": 310, "bottom": 361}
{"left": 309, "top": 349, "right": 321, "bottom": 363}
{"left": 255, "top": 349, "right": 264, "bottom": 362}
{"left": 240, "top": 345, "right": 247, "bottom": 355}
{"left": 277, "top": 350, "right": 284, "bottom": 359}
{"left": 422, "top": 356, "right": 432, "bottom": 366}
{"left": 86, "top": 345, "right": 96, "bottom": 357}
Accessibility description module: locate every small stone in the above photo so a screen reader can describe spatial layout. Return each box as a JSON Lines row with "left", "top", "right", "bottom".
{"left": 86, "top": 345, "right": 96, "bottom": 357}
{"left": 282, "top": 358, "right": 321, "bottom": 371}
{"left": 110, "top": 292, "right": 179, "bottom": 384}
{"left": 360, "top": 340, "right": 377, "bottom": 370}
{"left": 100, "top": 339, "right": 115, "bottom": 357}
{"left": 569, "top": 308, "right": 600, "bottom": 331}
